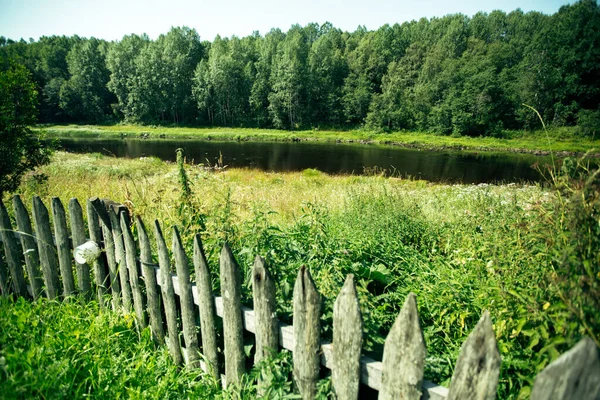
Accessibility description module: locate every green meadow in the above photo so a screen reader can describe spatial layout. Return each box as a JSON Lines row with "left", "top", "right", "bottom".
{"left": 1, "top": 151, "right": 597, "bottom": 399}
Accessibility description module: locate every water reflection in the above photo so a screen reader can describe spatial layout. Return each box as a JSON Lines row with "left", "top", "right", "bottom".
{"left": 57, "top": 138, "right": 551, "bottom": 184}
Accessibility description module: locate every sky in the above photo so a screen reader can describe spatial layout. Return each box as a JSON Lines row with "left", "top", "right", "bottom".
{"left": 1, "top": 0, "right": 573, "bottom": 42}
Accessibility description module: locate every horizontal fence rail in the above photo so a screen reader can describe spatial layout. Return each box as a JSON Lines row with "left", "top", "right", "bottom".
{"left": 0, "top": 195, "right": 599, "bottom": 400}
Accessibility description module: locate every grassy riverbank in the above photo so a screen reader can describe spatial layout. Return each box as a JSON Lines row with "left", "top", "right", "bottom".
{"left": 38, "top": 124, "right": 600, "bottom": 155}
{"left": 5, "top": 151, "right": 599, "bottom": 399}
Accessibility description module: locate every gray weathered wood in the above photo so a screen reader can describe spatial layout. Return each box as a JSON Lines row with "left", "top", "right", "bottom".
{"left": 51, "top": 197, "right": 76, "bottom": 297}
{"left": 98, "top": 208, "right": 120, "bottom": 310}
{"left": 252, "top": 255, "right": 279, "bottom": 363}
{"left": 380, "top": 292, "right": 426, "bottom": 400}
{"left": 293, "top": 265, "right": 321, "bottom": 400}
{"left": 192, "top": 234, "right": 219, "bottom": 378}
{"left": 33, "top": 196, "right": 61, "bottom": 299}
{"left": 109, "top": 206, "right": 132, "bottom": 311}
{"left": 153, "top": 220, "right": 183, "bottom": 366}
{"left": 13, "top": 195, "right": 44, "bottom": 299}
{"left": 85, "top": 199, "right": 107, "bottom": 306}
{"left": 447, "top": 311, "right": 501, "bottom": 400}
{"left": 0, "top": 253, "right": 8, "bottom": 296}
{"left": 172, "top": 226, "right": 200, "bottom": 368}
{"left": 332, "top": 274, "right": 363, "bottom": 400}
{"left": 136, "top": 216, "right": 164, "bottom": 344}
{"left": 89, "top": 196, "right": 112, "bottom": 228}
{"left": 0, "top": 200, "right": 28, "bottom": 297}
{"left": 120, "top": 212, "right": 146, "bottom": 325}
{"left": 154, "top": 260, "right": 448, "bottom": 398}
{"left": 68, "top": 198, "right": 92, "bottom": 299}
{"left": 220, "top": 243, "right": 246, "bottom": 385}
{"left": 252, "top": 255, "right": 279, "bottom": 396}
{"left": 531, "top": 336, "right": 600, "bottom": 400}
{"left": 120, "top": 211, "right": 147, "bottom": 328}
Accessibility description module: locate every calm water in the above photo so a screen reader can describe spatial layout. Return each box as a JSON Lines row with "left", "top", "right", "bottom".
{"left": 57, "top": 138, "right": 552, "bottom": 184}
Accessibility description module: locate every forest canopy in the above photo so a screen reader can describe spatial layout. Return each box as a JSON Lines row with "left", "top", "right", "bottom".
{"left": 1, "top": 0, "right": 599, "bottom": 137}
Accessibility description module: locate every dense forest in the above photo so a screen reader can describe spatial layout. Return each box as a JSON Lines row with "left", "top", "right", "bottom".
{"left": 1, "top": 0, "right": 599, "bottom": 136}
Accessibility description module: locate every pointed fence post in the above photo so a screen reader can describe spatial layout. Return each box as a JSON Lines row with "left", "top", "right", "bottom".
{"left": 33, "top": 196, "right": 61, "bottom": 299}
{"left": 447, "top": 311, "right": 501, "bottom": 400}
{"left": 293, "top": 265, "right": 321, "bottom": 400}
{"left": 531, "top": 336, "right": 600, "bottom": 400}
{"left": 193, "top": 234, "right": 219, "bottom": 378}
{"left": 136, "top": 216, "right": 164, "bottom": 345}
{"left": 252, "top": 255, "right": 279, "bottom": 363}
{"left": 99, "top": 213, "right": 120, "bottom": 310}
{"left": 51, "top": 197, "right": 76, "bottom": 297}
{"left": 109, "top": 206, "right": 132, "bottom": 312}
{"left": 172, "top": 226, "right": 200, "bottom": 368}
{"left": 86, "top": 199, "right": 107, "bottom": 306}
{"left": 68, "top": 198, "right": 92, "bottom": 299}
{"left": 332, "top": 274, "right": 363, "bottom": 400}
{"left": 13, "top": 195, "right": 43, "bottom": 299}
{"left": 154, "top": 221, "right": 183, "bottom": 366}
{"left": 220, "top": 243, "right": 245, "bottom": 386}
{"left": 252, "top": 255, "right": 279, "bottom": 396}
{"left": 121, "top": 211, "right": 147, "bottom": 328}
{"left": 0, "top": 200, "right": 28, "bottom": 297}
{"left": 379, "top": 292, "right": 426, "bottom": 400}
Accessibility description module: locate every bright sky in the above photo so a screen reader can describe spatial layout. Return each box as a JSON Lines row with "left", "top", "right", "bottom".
{"left": 1, "top": 0, "right": 572, "bottom": 42}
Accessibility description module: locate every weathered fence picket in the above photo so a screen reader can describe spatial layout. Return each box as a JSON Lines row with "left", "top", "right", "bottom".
{"left": 332, "top": 274, "right": 362, "bottom": 400}
{"left": 154, "top": 220, "right": 184, "bottom": 366}
{"left": 68, "top": 198, "right": 92, "bottom": 298}
{"left": 252, "top": 255, "right": 279, "bottom": 396}
{"left": 136, "top": 216, "right": 164, "bottom": 345}
{"left": 99, "top": 210, "right": 120, "bottom": 310}
{"left": 1, "top": 195, "right": 598, "bottom": 400}
{"left": 380, "top": 292, "right": 426, "bottom": 400}
{"left": 252, "top": 255, "right": 279, "bottom": 364}
{"left": 0, "top": 251, "right": 8, "bottom": 296}
{"left": 13, "top": 195, "right": 44, "bottom": 299}
{"left": 447, "top": 311, "right": 501, "bottom": 400}
{"left": 121, "top": 212, "right": 147, "bottom": 328}
{"left": 172, "top": 226, "right": 201, "bottom": 368}
{"left": 85, "top": 199, "right": 107, "bottom": 306}
{"left": 51, "top": 197, "right": 76, "bottom": 297}
{"left": 293, "top": 266, "right": 321, "bottom": 400}
{"left": 33, "top": 196, "right": 61, "bottom": 299}
{"left": 0, "top": 200, "right": 28, "bottom": 297}
{"left": 220, "top": 243, "right": 246, "bottom": 385}
{"left": 108, "top": 206, "right": 132, "bottom": 311}
{"left": 193, "top": 234, "right": 219, "bottom": 378}
{"left": 531, "top": 336, "right": 600, "bottom": 400}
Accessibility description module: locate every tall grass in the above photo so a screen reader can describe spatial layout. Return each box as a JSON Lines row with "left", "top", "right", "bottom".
{"left": 5, "top": 151, "right": 598, "bottom": 399}
{"left": 0, "top": 297, "right": 223, "bottom": 399}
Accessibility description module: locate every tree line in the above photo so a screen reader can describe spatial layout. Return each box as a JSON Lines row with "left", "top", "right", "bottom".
{"left": 1, "top": 0, "right": 599, "bottom": 137}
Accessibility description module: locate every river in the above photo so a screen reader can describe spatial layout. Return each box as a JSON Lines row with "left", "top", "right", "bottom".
{"left": 56, "top": 138, "right": 553, "bottom": 184}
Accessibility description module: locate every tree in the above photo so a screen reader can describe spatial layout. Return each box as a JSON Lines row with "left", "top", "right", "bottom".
{"left": 60, "top": 38, "right": 114, "bottom": 122}
{"left": 308, "top": 24, "right": 348, "bottom": 126}
{"left": 106, "top": 34, "right": 150, "bottom": 121}
{"left": 0, "top": 64, "right": 52, "bottom": 197}
{"left": 268, "top": 25, "right": 310, "bottom": 129}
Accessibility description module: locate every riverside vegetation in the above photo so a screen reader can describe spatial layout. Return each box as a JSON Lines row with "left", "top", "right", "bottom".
{"left": 40, "top": 123, "right": 600, "bottom": 155}
{"left": 1, "top": 150, "right": 598, "bottom": 399}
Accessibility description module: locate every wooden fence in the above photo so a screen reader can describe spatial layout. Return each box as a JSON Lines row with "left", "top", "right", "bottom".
{"left": 0, "top": 195, "right": 599, "bottom": 399}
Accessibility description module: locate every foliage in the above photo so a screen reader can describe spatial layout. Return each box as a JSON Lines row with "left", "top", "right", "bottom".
{"left": 0, "top": 63, "right": 52, "bottom": 197}
{"left": 2, "top": 1, "right": 599, "bottom": 134}
{"left": 577, "top": 109, "right": 600, "bottom": 139}
{"left": 0, "top": 297, "right": 222, "bottom": 399}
